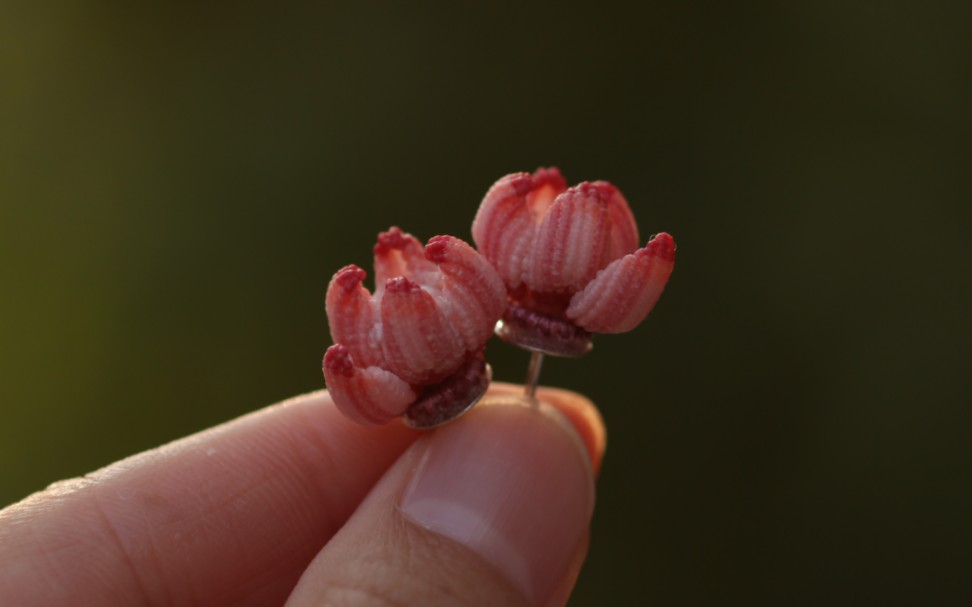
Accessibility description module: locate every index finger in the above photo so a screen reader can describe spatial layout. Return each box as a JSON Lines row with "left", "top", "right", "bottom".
{"left": 0, "top": 390, "right": 419, "bottom": 607}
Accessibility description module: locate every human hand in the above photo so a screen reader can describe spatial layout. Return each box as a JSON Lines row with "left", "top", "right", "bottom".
{"left": 0, "top": 383, "right": 605, "bottom": 607}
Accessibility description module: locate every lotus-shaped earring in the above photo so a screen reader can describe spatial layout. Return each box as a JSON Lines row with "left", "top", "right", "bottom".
{"left": 471, "top": 167, "right": 676, "bottom": 394}
{"left": 323, "top": 227, "right": 506, "bottom": 428}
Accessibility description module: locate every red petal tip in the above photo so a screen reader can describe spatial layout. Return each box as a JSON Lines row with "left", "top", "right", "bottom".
{"left": 533, "top": 166, "right": 567, "bottom": 191}
{"left": 385, "top": 275, "right": 422, "bottom": 294}
{"left": 423, "top": 235, "right": 452, "bottom": 263}
{"left": 323, "top": 344, "right": 355, "bottom": 377}
{"left": 567, "top": 181, "right": 610, "bottom": 204}
{"left": 642, "top": 232, "right": 676, "bottom": 263}
{"left": 332, "top": 265, "right": 367, "bottom": 290}
{"left": 588, "top": 180, "right": 620, "bottom": 199}
{"left": 374, "top": 226, "right": 409, "bottom": 255}
{"left": 507, "top": 172, "right": 536, "bottom": 196}
{"left": 505, "top": 167, "right": 566, "bottom": 196}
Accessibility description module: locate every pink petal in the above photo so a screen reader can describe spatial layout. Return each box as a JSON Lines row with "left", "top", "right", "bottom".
{"left": 590, "top": 181, "right": 640, "bottom": 263}
{"left": 471, "top": 167, "right": 566, "bottom": 288}
{"left": 380, "top": 276, "right": 466, "bottom": 384}
{"left": 373, "top": 226, "right": 437, "bottom": 293}
{"left": 566, "top": 232, "right": 676, "bottom": 333}
{"left": 526, "top": 167, "right": 568, "bottom": 219}
{"left": 525, "top": 182, "right": 612, "bottom": 294}
{"left": 325, "top": 265, "right": 381, "bottom": 367}
{"left": 322, "top": 344, "right": 417, "bottom": 425}
{"left": 424, "top": 235, "right": 507, "bottom": 352}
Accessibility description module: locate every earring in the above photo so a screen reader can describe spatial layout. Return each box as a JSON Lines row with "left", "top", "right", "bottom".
{"left": 323, "top": 227, "right": 506, "bottom": 428}
{"left": 471, "top": 167, "right": 676, "bottom": 397}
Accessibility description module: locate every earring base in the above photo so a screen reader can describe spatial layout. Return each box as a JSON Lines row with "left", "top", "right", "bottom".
{"left": 403, "top": 356, "right": 491, "bottom": 429}
{"left": 494, "top": 306, "right": 593, "bottom": 358}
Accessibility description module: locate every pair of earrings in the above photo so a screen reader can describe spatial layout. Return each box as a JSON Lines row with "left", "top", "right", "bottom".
{"left": 322, "top": 167, "right": 676, "bottom": 428}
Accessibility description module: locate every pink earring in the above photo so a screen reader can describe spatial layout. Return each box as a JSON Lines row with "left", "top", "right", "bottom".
{"left": 323, "top": 169, "right": 676, "bottom": 427}
{"left": 323, "top": 227, "right": 506, "bottom": 428}
{"left": 471, "top": 167, "right": 676, "bottom": 396}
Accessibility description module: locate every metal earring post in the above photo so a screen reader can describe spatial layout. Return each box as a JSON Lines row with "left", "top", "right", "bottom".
{"left": 523, "top": 351, "right": 544, "bottom": 400}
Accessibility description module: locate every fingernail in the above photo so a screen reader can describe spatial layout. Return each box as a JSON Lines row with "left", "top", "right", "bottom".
{"left": 399, "top": 397, "right": 596, "bottom": 605}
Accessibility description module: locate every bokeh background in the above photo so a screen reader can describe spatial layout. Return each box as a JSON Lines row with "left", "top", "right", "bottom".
{"left": 2, "top": 1, "right": 970, "bottom": 604}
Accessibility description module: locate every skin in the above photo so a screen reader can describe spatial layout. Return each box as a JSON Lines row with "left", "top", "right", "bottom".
{"left": 0, "top": 383, "right": 605, "bottom": 607}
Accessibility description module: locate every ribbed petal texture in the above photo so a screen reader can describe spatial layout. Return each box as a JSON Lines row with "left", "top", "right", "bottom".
{"left": 322, "top": 344, "right": 417, "bottom": 425}
{"left": 567, "top": 232, "right": 676, "bottom": 333}
{"left": 526, "top": 183, "right": 611, "bottom": 294}
{"left": 373, "top": 226, "right": 437, "bottom": 293}
{"left": 324, "top": 227, "right": 506, "bottom": 425}
{"left": 593, "top": 181, "right": 640, "bottom": 263}
{"left": 425, "top": 235, "right": 507, "bottom": 352}
{"left": 472, "top": 168, "right": 675, "bottom": 354}
{"left": 471, "top": 168, "right": 567, "bottom": 288}
{"left": 380, "top": 276, "right": 465, "bottom": 384}
{"left": 325, "top": 265, "right": 380, "bottom": 367}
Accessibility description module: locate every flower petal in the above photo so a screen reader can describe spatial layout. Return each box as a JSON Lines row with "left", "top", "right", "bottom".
{"left": 471, "top": 167, "right": 566, "bottom": 288}
{"left": 424, "top": 235, "right": 507, "bottom": 352}
{"left": 325, "top": 265, "right": 381, "bottom": 367}
{"left": 380, "top": 276, "right": 466, "bottom": 384}
{"left": 591, "top": 181, "right": 640, "bottom": 263}
{"left": 322, "top": 344, "right": 417, "bottom": 425}
{"left": 566, "top": 232, "right": 676, "bottom": 333}
{"left": 526, "top": 167, "right": 569, "bottom": 219}
{"left": 373, "top": 226, "right": 437, "bottom": 293}
{"left": 526, "top": 182, "right": 612, "bottom": 294}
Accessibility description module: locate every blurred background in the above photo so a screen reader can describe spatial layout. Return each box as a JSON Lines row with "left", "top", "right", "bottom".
{"left": 2, "top": 1, "right": 970, "bottom": 604}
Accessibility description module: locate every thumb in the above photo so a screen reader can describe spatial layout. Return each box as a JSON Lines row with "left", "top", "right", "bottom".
{"left": 285, "top": 389, "right": 605, "bottom": 607}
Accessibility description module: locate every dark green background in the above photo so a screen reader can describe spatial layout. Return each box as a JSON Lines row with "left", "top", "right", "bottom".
{"left": 2, "top": 2, "right": 970, "bottom": 604}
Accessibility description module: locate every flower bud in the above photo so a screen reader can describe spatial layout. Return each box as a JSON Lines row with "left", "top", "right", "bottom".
{"left": 324, "top": 228, "right": 506, "bottom": 427}
{"left": 472, "top": 168, "right": 675, "bottom": 356}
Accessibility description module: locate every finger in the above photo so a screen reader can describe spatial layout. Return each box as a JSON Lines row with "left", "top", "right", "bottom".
{"left": 546, "top": 531, "right": 591, "bottom": 607}
{"left": 487, "top": 381, "right": 607, "bottom": 475}
{"left": 0, "top": 390, "right": 420, "bottom": 607}
{"left": 285, "top": 390, "right": 605, "bottom": 607}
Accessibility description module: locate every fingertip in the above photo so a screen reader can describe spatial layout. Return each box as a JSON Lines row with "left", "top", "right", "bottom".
{"left": 486, "top": 382, "right": 607, "bottom": 475}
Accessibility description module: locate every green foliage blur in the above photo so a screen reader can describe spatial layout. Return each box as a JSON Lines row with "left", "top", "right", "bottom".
{"left": 2, "top": 1, "right": 970, "bottom": 604}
